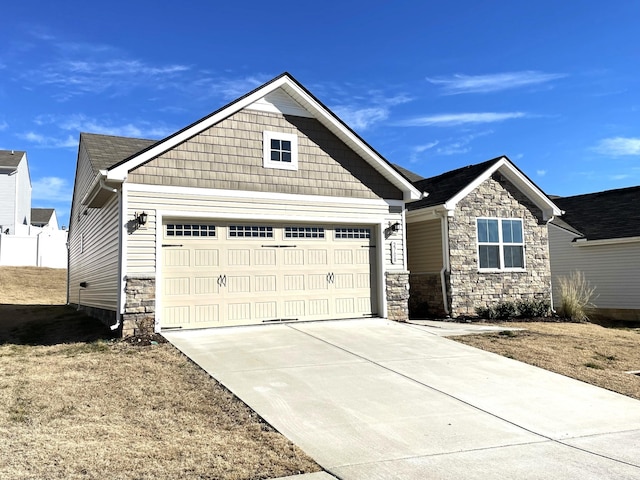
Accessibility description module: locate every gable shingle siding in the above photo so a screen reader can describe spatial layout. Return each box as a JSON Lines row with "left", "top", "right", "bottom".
{"left": 127, "top": 110, "right": 402, "bottom": 200}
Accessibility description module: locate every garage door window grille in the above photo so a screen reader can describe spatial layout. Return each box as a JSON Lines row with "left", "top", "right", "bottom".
{"left": 335, "top": 228, "right": 371, "bottom": 239}
{"left": 229, "top": 225, "right": 274, "bottom": 238}
{"left": 166, "top": 224, "right": 216, "bottom": 237}
{"left": 285, "top": 226, "right": 325, "bottom": 239}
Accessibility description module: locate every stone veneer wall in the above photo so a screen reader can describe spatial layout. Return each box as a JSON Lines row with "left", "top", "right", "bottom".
{"left": 386, "top": 271, "right": 410, "bottom": 322}
{"left": 448, "top": 174, "right": 552, "bottom": 317}
{"left": 122, "top": 276, "right": 156, "bottom": 337}
{"left": 408, "top": 273, "right": 447, "bottom": 318}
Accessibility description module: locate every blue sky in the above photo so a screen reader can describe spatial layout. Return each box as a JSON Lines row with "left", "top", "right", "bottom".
{"left": 1, "top": 1, "right": 639, "bottom": 228}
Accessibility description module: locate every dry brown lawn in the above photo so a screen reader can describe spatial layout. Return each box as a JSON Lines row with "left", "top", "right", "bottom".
{"left": 0, "top": 267, "right": 321, "bottom": 479}
{"left": 453, "top": 321, "right": 640, "bottom": 400}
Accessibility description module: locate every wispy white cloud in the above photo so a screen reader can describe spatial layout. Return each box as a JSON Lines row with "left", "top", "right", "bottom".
{"left": 594, "top": 137, "right": 640, "bottom": 156}
{"left": 398, "top": 112, "right": 526, "bottom": 127}
{"left": 427, "top": 71, "right": 567, "bottom": 95}
{"left": 34, "top": 114, "right": 172, "bottom": 139}
{"left": 18, "top": 131, "right": 77, "bottom": 148}
{"left": 32, "top": 177, "right": 72, "bottom": 202}
{"left": 197, "top": 75, "right": 272, "bottom": 99}
{"left": 332, "top": 93, "right": 412, "bottom": 131}
{"left": 537, "top": 169, "right": 547, "bottom": 176}
{"left": 409, "top": 141, "right": 439, "bottom": 163}
{"left": 0, "top": 120, "right": 8, "bottom": 131}
{"left": 609, "top": 173, "right": 630, "bottom": 180}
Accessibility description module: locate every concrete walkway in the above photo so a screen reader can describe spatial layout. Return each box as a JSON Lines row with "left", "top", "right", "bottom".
{"left": 164, "top": 318, "right": 640, "bottom": 479}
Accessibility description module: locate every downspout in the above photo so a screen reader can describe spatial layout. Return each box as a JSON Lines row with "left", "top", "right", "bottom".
{"left": 440, "top": 212, "right": 451, "bottom": 316}
{"left": 111, "top": 186, "right": 124, "bottom": 332}
{"left": 545, "top": 215, "right": 556, "bottom": 313}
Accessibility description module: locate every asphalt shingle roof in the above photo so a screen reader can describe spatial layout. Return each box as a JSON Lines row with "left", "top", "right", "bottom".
{"left": 80, "top": 133, "right": 157, "bottom": 174}
{"left": 31, "top": 208, "right": 55, "bottom": 224}
{"left": 552, "top": 186, "right": 640, "bottom": 240}
{"left": 407, "top": 158, "right": 502, "bottom": 210}
{"left": 0, "top": 150, "right": 26, "bottom": 168}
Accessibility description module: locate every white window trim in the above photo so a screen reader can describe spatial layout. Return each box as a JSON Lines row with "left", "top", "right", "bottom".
{"left": 263, "top": 131, "right": 298, "bottom": 171}
{"left": 476, "top": 217, "right": 526, "bottom": 272}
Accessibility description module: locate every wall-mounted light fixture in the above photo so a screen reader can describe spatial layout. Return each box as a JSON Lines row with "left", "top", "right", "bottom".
{"left": 389, "top": 221, "right": 401, "bottom": 233}
{"left": 135, "top": 212, "right": 148, "bottom": 227}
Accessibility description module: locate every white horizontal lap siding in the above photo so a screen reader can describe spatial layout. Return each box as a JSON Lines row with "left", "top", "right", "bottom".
{"left": 125, "top": 187, "right": 399, "bottom": 274}
{"left": 68, "top": 195, "right": 120, "bottom": 310}
{"left": 549, "top": 225, "right": 640, "bottom": 309}
{"left": 383, "top": 212, "right": 407, "bottom": 271}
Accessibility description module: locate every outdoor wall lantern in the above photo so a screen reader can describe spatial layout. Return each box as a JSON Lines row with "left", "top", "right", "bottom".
{"left": 135, "top": 212, "right": 148, "bottom": 227}
{"left": 389, "top": 221, "right": 401, "bottom": 233}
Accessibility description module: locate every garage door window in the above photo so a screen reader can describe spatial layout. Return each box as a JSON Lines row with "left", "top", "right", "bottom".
{"left": 335, "top": 227, "right": 371, "bottom": 239}
{"left": 229, "top": 225, "right": 274, "bottom": 238}
{"left": 285, "top": 226, "right": 325, "bottom": 239}
{"left": 166, "top": 224, "right": 216, "bottom": 237}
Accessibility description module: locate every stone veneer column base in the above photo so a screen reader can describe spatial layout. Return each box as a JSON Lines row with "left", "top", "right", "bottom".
{"left": 122, "top": 276, "right": 156, "bottom": 337}
{"left": 385, "top": 271, "right": 410, "bottom": 322}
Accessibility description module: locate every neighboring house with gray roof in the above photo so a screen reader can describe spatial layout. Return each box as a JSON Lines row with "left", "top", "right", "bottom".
{"left": 405, "top": 156, "right": 562, "bottom": 318}
{"left": 68, "top": 73, "right": 421, "bottom": 337}
{"left": 31, "top": 208, "right": 59, "bottom": 230}
{"left": 549, "top": 186, "right": 640, "bottom": 321}
{"left": 0, "top": 150, "right": 31, "bottom": 235}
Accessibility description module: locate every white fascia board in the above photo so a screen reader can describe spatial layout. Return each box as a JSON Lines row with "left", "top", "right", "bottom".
{"left": 444, "top": 157, "right": 562, "bottom": 219}
{"left": 405, "top": 205, "right": 448, "bottom": 223}
{"left": 126, "top": 182, "right": 401, "bottom": 207}
{"left": 573, "top": 236, "right": 640, "bottom": 247}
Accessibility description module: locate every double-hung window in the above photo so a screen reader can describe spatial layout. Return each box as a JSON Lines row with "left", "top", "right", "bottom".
{"left": 263, "top": 131, "right": 298, "bottom": 171}
{"left": 477, "top": 218, "right": 525, "bottom": 270}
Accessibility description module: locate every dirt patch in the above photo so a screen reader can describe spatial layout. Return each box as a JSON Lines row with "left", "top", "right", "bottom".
{"left": 453, "top": 321, "right": 640, "bottom": 400}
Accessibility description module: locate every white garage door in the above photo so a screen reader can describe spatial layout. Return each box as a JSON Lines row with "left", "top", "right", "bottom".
{"left": 160, "top": 221, "right": 378, "bottom": 329}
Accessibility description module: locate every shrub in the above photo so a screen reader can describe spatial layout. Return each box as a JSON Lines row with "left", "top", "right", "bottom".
{"left": 558, "top": 271, "right": 597, "bottom": 322}
{"left": 517, "top": 298, "right": 551, "bottom": 318}
{"left": 475, "top": 305, "right": 497, "bottom": 319}
{"left": 495, "top": 301, "right": 518, "bottom": 320}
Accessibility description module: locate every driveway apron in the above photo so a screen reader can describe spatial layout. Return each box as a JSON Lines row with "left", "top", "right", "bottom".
{"left": 164, "top": 318, "right": 640, "bottom": 480}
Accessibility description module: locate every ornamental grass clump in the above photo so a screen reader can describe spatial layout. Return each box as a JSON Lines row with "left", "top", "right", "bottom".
{"left": 558, "top": 271, "right": 597, "bottom": 322}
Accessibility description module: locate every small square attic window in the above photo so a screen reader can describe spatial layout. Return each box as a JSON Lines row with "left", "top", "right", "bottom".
{"left": 263, "top": 131, "right": 298, "bottom": 171}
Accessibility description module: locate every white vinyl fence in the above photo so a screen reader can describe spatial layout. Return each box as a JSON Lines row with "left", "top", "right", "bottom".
{"left": 0, "top": 230, "right": 68, "bottom": 268}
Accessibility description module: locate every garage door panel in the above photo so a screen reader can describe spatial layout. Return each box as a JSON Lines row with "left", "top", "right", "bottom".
{"left": 194, "top": 276, "right": 219, "bottom": 295}
{"left": 254, "top": 249, "right": 276, "bottom": 265}
{"left": 227, "top": 276, "right": 251, "bottom": 293}
{"left": 194, "top": 305, "right": 220, "bottom": 323}
{"left": 161, "top": 222, "right": 377, "bottom": 329}
{"left": 194, "top": 249, "right": 219, "bottom": 266}
{"left": 283, "top": 249, "right": 305, "bottom": 265}
{"left": 164, "top": 249, "right": 190, "bottom": 267}
{"left": 228, "top": 249, "right": 250, "bottom": 266}
{"left": 255, "top": 275, "right": 277, "bottom": 292}
{"left": 308, "top": 249, "right": 328, "bottom": 264}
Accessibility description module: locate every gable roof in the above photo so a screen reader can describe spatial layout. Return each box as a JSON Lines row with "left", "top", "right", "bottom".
{"left": 98, "top": 72, "right": 420, "bottom": 201}
{"left": 551, "top": 186, "right": 640, "bottom": 240}
{"left": 31, "top": 208, "right": 55, "bottom": 224}
{"left": 405, "top": 156, "right": 562, "bottom": 220}
{"left": 0, "top": 150, "right": 26, "bottom": 169}
{"left": 80, "top": 133, "right": 157, "bottom": 174}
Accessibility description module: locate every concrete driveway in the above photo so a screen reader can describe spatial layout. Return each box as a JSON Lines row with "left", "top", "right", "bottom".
{"left": 164, "top": 318, "right": 640, "bottom": 479}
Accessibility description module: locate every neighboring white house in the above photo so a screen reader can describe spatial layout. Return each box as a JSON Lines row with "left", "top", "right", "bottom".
{"left": 0, "top": 150, "right": 68, "bottom": 268}
{"left": 0, "top": 150, "right": 31, "bottom": 235}
{"left": 549, "top": 186, "right": 640, "bottom": 321}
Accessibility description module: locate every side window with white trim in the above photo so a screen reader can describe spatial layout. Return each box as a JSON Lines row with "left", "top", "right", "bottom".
{"left": 477, "top": 218, "right": 524, "bottom": 270}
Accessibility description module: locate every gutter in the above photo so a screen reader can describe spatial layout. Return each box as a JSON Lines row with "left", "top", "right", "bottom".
{"left": 81, "top": 171, "right": 122, "bottom": 208}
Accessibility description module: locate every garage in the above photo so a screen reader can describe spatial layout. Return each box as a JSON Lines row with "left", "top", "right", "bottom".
{"left": 160, "top": 221, "right": 378, "bottom": 329}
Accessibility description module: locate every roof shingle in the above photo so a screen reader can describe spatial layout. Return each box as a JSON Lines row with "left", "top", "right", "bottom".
{"left": 552, "top": 186, "right": 640, "bottom": 240}
{"left": 0, "top": 150, "right": 26, "bottom": 169}
{"left": 80, "top": 133, "right": 157, "bottom": 174}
